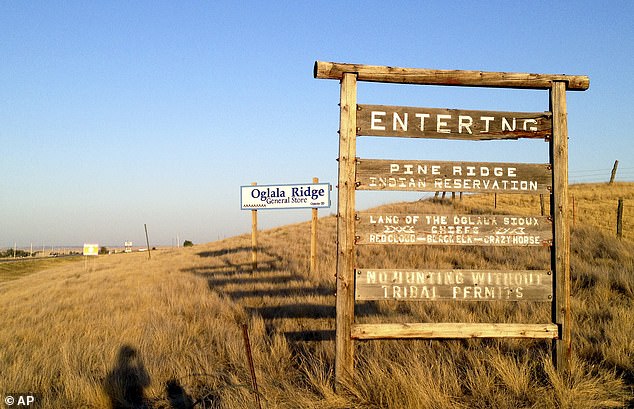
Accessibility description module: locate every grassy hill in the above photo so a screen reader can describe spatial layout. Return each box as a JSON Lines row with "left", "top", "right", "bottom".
{"left": 459, "top": 182, "right": 634, "bottom": 242}
{"left": 1, "top": 183, "right": 633, "bottom": 408}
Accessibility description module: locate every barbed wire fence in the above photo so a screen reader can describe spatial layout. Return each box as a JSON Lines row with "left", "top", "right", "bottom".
{"left": 569, "top": 165, "right": 634, "bottom": 184}
{"left": 427, "top": 161, "right": 632, "bottom": 241}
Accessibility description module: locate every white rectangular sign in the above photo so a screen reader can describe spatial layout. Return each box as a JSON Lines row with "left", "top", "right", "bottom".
{"left": 241, "top": 183, "right": 331, "bottom": 210}
{"left": 83, "top": 243, "right": 99, "bottom": 256}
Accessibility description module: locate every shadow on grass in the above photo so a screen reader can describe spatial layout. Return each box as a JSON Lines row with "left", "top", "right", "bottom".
{"left": 104, "top": 345, "right": 206, "bottom": 409}
{"left": 248, "top": 303, "right": 336, "bottom": 319}
{"left": 104, "top": 345, "right": 152, "bottom": 409}
{"left": 184, "top": 245, "right": 337, "bottom": 344}
{"left": 205, "top": 274, "right": 295, "bottom": 287}
{"left": 186, "top": 246, "right": 283, "bottom": 276}
{"left": 197, "top": 247, "right": 252, "bottom": 258}
{"left": 284, "top": 330, "right": 336, "bottom": 342}
{"left": 185, "top": 260, "right": 279, "bottom": 277}
{"left": 226, "top": 283, "right": 333, "bottom": 299}
{"left": 165, "top": 379, "right": 194, "bottom": 409}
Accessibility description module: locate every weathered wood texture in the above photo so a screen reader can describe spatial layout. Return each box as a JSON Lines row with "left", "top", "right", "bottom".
{"left": 356, "top": 159, "right": 552, "bottom": 193}
{"left": 335, "top": 73, "right": 357, "bottom": 387}
{"left": 357, "top": 104, "right": 552, "bottom": 139}
{"left": 617, "top": 198, "right": 624, "bottom": 239}
{"left": 251, "top": 182, "right": 258, "bottom": 271}
{"left": 356, "top": 212, "right": 552, "bottom": 246}
{"left": 550, "top": 81, "right": 571, "bottom": 373}
{"left": 314, "top": 61, "right": 590, "bottom": 91}
{"left": 610, "top": 160, "right": 619, "bottom": 184}
{"left": 351, "top": 323, "right": 559, "bottom": 340}
{"left": 314, "top": 61, "right": 587, "bottom": 381}
{"left": 310, "top": 177, "right": 319, "bottom": 274}
{"left": 355, "top": 268, "right": 552, "bottom": 301}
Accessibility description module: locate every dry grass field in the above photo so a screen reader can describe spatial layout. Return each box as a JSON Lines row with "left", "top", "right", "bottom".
{"left": 0, "top": 256, "right": 81, "bottom": 282}
{"left": 1, "top": 183, "right": 633, "bottom": 408}
{"left": 460, "top": 182, "right": 634, "bottom": 242}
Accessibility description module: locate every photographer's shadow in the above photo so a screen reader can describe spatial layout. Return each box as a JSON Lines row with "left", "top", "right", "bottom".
{"left": 104, "top": 345, "right": 151, "bottom": 409}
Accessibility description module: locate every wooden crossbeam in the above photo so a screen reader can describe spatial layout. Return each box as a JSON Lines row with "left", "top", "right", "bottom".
{"left": 351, "top": 323, "right": 559, "bottom": 340}
{"left": 315, "top": 61, "right": 589, "bottom": 91}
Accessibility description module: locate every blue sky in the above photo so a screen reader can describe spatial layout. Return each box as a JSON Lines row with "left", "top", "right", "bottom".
{"left": 1, "top": 1, "right": 633, "bottom": 248}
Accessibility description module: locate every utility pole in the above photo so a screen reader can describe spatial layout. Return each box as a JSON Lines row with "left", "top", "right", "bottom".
{"left": 144, "top": 224, "right": 151, "bottom": 260}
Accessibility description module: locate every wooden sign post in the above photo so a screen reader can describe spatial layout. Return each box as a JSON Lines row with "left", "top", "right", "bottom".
{"left": 550, "top": 81, "right": 571, "bottom": 372}
{"left": 310, "top": 177, "right": 319, "bottom": 274}
{"left": 315, "top": 61, "right": 588, "bottom": 387}
{"left": 335, "top": 72, "right": 357, "bottom": 382}
{"left": 240, "top": 180, "right": 331, "bottom": 273}
{"left": 251, "top": 182, "right": 258, "bottom": 271}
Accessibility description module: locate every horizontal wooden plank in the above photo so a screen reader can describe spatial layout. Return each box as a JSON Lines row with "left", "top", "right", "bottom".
{"left": 314, "top": 61, "right": 590, "bottom": 91}
{"left": 350, "top": 323, "right": 559, "bottom": 339}
{"left": 356, "top": 159, "right": 552, "bottom": 193}
{"left": 356, "top": 213, "right": 552, "bottom": 246}
{"left": 355, "top": 269, "right": 552, "bottom": 301}
{"left": 357, "top": 105, "right": 552, "bottom": 140}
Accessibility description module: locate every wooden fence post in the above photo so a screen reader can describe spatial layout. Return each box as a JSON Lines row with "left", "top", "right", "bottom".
{"left": 251, "top": 182, "right": 258, "bottom": 271}
{"left": 617, "top": 198, "right": 624, "bottom": 239}
{"left": 310, "top": 177, "right": 319, "bottom": 274}
{"left": 609, "top": 160, "right": 619, "bottom": 184}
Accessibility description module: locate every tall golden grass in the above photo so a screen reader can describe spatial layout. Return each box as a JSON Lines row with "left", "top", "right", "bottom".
{"left": 460, "top": 182, "right": 634, "bottom": 242}
{"left": 0, "top": 184, "right": 632, "bottom": 408}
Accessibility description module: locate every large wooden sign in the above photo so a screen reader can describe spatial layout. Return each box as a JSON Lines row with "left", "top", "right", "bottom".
{"left": 355, "top": 213, "right": 552, "bottom": 246}
{"left": 357, "top": 105, "right": 552, "bottom": 140}
{"left": 314, "top": 61, "right": 588, "bottom": 387}
{"left": 355, "top": 269, "right": 552, "bottom": 301}
{"left": 356, "top": 160, "right": 552, "bottom": 193}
